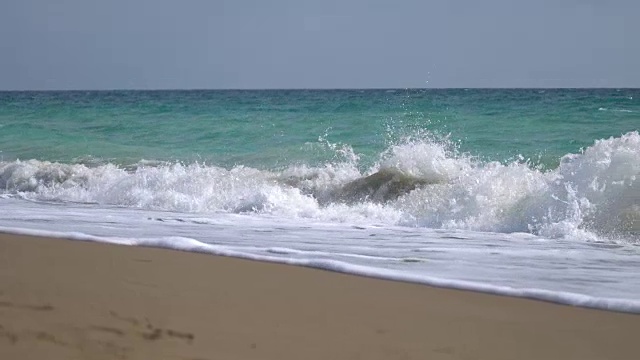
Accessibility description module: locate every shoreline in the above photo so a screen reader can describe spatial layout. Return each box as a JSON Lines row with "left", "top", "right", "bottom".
{"left": 1, "top": 232, "right": 639, "bottom": 359}
{"left": 3, "top": 226, "right": 638, "bottom": 314}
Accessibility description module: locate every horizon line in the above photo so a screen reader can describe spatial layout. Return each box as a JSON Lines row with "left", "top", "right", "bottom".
{"left": 1, "top": 86, "right": 639, "bottom": 92}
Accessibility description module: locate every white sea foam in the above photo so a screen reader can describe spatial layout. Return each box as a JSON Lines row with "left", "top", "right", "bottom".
{"left": 1, "top": 132, "right": 638, "bottom": 241}
{"left": 1, "top": 225, "right": 639, "bottom": 314}
{"left": 599, "top": 107, "right": 634, "bottom": 113}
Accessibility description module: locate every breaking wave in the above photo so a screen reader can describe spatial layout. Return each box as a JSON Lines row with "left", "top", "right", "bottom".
{"left": 1, "top": 131, "right": 638, "bottom": 241}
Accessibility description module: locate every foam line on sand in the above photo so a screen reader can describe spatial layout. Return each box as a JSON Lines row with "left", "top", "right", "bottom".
{"left": 1, "top": 233, "right": 639, "bottom": 360}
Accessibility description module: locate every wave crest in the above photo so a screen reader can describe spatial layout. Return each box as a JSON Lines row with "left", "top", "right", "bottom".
{"left": 1, "top": 132, "right": 638, "bottom": 241}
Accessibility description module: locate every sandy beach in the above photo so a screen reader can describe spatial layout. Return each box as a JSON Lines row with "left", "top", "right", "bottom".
{"left": 1, "top": 233, "right": 638, "bottom": 360}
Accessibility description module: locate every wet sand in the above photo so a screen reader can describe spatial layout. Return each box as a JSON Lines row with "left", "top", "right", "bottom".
{"left": 1, "top": 232, "right": 638, "bottom": 360}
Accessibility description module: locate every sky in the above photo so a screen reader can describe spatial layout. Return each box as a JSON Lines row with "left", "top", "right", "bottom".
{"left": 1, "top": 0, "right": 638, "bottom": 90}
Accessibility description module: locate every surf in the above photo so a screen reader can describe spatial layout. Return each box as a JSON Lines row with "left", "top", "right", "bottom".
{"left": 1, "top": 131, "right": 638, "bottom": 242}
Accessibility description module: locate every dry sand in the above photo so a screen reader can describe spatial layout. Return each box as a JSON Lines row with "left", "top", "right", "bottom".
{"left": 1, "top": 232, "right": 638, "bottom": 360}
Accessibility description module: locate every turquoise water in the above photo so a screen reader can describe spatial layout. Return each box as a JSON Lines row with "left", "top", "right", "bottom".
{"left": 1, "top": 89, "right": 637, "bottom": 169}
{"left": 1, "top": 89, "right": 640, "bottom": 311}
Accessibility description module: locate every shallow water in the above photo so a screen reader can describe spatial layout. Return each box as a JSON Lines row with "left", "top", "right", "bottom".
{"left": 1, "top": 89, "right": 639, "bottom": 311}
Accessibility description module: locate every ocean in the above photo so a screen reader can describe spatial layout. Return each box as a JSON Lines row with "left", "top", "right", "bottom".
{"left": 1, "top": 89, "right": 639, "bottom": 312}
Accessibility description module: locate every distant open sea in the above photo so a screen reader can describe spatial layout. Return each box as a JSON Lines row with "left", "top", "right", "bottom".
{"left": 1, "top": 89, "right": 639, "bottom": 312}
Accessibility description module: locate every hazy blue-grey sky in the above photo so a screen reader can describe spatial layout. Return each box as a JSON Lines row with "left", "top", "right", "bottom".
{"left": 2, "top": 0, "right": 638, "bottom": 89}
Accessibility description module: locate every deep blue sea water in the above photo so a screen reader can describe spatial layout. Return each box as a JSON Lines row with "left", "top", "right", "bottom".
{"left": 1, "top": 89, "right": 639, "bottom": 311}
